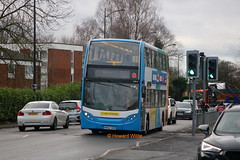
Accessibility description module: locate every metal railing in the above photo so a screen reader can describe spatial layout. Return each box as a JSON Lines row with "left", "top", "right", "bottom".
{"left": 196, "top": 110, "right": 219, "bottom": 127}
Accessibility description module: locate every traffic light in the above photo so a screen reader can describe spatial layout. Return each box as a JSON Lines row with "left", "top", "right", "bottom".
{"left": 186, "top": 50, "right": 200, "bottom": 78}
{"left": 207, "top": 57, "right": 218, "bottom": 81}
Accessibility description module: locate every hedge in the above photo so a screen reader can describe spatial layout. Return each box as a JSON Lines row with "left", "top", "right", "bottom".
{"left": 0, "top": 82, "right": 81, "bottom": 121}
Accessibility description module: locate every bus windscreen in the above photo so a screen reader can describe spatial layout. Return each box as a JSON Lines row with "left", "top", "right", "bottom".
{"left": 88, "top": 41, "right": 140, "bottom": 66}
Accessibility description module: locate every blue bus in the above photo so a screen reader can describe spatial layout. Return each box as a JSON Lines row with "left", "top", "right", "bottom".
{"left": 81, "top": 39, "right": 169, "bottom": 134}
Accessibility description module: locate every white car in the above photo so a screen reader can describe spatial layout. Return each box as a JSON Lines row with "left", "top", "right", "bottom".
{"left": 167, "top": 98, "right": 177, "bottom": 125}
{"left": 59, "top": 100, "right": 81, "bottom": 123}
{"left": 17, "top": 101, "right": 69, "bottom": 131}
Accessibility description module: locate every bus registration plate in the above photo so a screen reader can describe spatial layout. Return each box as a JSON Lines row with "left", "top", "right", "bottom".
{"left": 103, "top": 126, "right": 116, "bottom": 130}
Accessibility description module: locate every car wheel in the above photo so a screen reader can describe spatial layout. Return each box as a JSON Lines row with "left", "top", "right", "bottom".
{"left": 34, "top": 126, "right": 40, "bottom": 130}
{"left": 18, "top": 126, "right": 26, "bottom": 132}
{"left": 51, "top": 118, "right": 57, "bottom": 130}
{"left": 172, "top": 114, "right": 177, "bottom": 124}
{"left": 167, "top": 113, "right": 172, "bottom": 125}
{"left": 162, "top": 113, "right": 165, "bottom": 126}
{"left": 63, "top": 117, "right": 69, "bottom": 129}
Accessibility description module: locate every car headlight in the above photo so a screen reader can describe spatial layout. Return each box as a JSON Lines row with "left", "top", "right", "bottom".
{"left": 185, "top": 110, "right": 192, "bottom": 113}
{"left": 201, "top": 141, "right": 221, "bottom": 152}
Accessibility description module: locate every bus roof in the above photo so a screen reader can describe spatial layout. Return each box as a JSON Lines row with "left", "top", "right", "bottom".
{"left": 89, "top": 38, "right": 167, "bottom": 55}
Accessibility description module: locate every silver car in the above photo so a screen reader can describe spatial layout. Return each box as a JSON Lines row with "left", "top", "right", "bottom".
{"left": 17, "top": 101, "right": 69, "bottom": 131}
{"left": 59, "top": 100, "right": 81, "bottom": 123}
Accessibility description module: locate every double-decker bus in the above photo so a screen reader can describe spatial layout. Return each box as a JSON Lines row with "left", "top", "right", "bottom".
{"left": 81, "top": 39, "right": 169, "bottom": 134}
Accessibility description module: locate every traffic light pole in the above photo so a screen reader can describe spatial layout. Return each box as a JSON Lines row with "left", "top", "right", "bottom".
{"left": 202, "top": 54, "right": 206, "bottom": 124}
{"left": 192, "top": 78, "right": 196, "bottom": 136}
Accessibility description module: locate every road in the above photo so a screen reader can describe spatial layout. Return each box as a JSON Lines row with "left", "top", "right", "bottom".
{"left": 0, "top": 120, "right": 203, "bottom": 160}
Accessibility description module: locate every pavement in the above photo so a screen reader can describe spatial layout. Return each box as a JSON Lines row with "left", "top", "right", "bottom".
{"left": 0, "top": 121, "right": 17, "bottom": 129}
{"left": 97, "top": 123, "right": 206, "bottom": 160}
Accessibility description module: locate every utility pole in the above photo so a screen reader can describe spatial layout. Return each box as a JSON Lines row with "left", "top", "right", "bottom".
{"left": 186, "top": 50, "right": 200, "bottom": 136}
{"left": 192, "top": 78, "right": 197, "bottom": 136}
{"left": 32, "top": 0, "right": 37, "bottom": 91}
{"left": 200, "top": 52, "right": 206, "bottom": 123}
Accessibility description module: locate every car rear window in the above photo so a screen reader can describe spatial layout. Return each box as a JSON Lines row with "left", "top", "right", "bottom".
{"left": 60, "top": 102, "right": 77, "bottom": 110}
{"left": 25, "top": 103, "right": 50, "bottom": 109}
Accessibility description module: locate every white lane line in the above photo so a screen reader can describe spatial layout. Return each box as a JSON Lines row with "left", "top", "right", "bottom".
{"left": 23, "top": 135, "right": 28, "bottom": 138}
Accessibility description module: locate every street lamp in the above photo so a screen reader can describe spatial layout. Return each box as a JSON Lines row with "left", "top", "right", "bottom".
{"left": 103, "top": 8, "right": 125, "bottom": 38}
{"left": 33, "top": 0, "right": 37, "bottom": 91}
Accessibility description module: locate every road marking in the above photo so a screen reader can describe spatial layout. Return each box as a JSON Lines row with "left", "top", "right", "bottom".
{"left": 135, "top": 135, "right": 176, "bottom": 147}
{"left": 23, "top": 135, "right": 28, "bottom": 138}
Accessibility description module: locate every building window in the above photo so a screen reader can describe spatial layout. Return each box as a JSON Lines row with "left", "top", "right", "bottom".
{"left": 8, "top": 63, "right": 15, "bottom": 79}
{"left": 25, "top": 65, "right": 33, "bottom": 79}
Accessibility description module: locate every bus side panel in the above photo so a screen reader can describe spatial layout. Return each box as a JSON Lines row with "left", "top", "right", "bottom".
{"left": 148, "top": 108, "right": 162, "bottom": 130}
{"left": 155, "top": 107, "right": 161, "bottom": 128}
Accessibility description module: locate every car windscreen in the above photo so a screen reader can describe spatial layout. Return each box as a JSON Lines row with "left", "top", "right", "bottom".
{"left": 177, "top": 103, "right": 191, "bottom": 108}
{"left": 60, "top": 102, "right": 77, "bottom": 110}
{"left": 215, "top": 112, "right": 240, "bottom": 134}
{"left": 24, "top": 103, "right": 50, "bottom": 109}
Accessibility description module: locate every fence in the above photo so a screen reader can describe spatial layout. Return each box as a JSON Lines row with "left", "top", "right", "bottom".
{"left": 196, "top": 110, "right": 219, "bottom": 127}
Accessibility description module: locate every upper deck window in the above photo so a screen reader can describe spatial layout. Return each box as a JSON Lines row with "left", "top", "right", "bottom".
{"left": 88, "top": 41, "right": 140, "bottom": 66}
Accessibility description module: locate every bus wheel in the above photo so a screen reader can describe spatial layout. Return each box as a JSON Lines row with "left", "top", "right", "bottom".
{"left": 142, "top": 118, "right": 149, "bottom": 135}
{"left": 91, "top": 129, "right": 99, "bottom": 134}
{"left": 145, "top": 118, "right": 149, "bottom": 135}
{"left": 162, "top": 113, "right": 165, "bottom": 126}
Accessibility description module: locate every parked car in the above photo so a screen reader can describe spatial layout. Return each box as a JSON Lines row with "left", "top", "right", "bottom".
{"left": 197, "top": 104, "right": 240, "bottom": 160}
{"left": 59, "top": 100, "right": 81, "bottom": 123}
{"left": 167, "top": 98, "right": 177, "bottom": 125}
{"left": 176, "top": 102, "right": 193, "bottom": 119}
{"left": 183, "top": 99, "right": 199, "bottom": 109}
{"left": 17, "top": 101, "right": 69, "bottom": 131}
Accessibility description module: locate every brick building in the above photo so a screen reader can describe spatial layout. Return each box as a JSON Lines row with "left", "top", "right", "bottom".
{"left": 0, "top": 43, "right": 83, "bottom": 90}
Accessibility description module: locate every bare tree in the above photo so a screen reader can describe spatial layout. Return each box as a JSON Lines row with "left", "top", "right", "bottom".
{"left": 0, "top": 0, "right": 73, "bottom": 48}
{"left": 218, "top": 60, "right": 240, "bottom": 89}
{"left": 71, "top": 0, "right": 183, "bottom": 60}
{"left": 72, "top": 17, "right": 100, "bottom": 46}
{"left": 95, "top": 0, "right": 166, "bottom": 41}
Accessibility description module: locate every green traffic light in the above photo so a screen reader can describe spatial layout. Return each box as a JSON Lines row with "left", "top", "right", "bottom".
{"left": 189, "top": 70, "right": 195, "bottom": 75}
{"left": 209, "top": 74, "right": 214, "bottom": 79}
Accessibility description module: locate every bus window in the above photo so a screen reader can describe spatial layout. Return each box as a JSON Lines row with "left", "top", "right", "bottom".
{"left": 148, "top": 49, "right": 152, "bottom": 67}
{"left": 156, "top": 53, "right": 160, "bottom": 70}
{"left": 151, "top": 50, "right": 155, "bottom": 68}
{"left": 158, "top": 90, "right": 162, "bottom": 108}
{"left": 155, "top": 90, "right": 158, "bottom": 108}
{"left": 162, "top": 91, "right": 166, "bottom": 107}
{"left": 144, "top": 48, "right": 150, "bottom": 67}
{"left": 146, "top": 90, "right": 151, "bottom": 108}
{"left": 162, "top": 55, "right": 166, "bottom": 71}
{"left": 150, "top": 90, "right": 155, "bottom": 108}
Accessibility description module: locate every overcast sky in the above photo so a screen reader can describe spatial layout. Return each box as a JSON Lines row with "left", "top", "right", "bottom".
{"left": 56, "top": 0, "right": 240, "bottom": 63}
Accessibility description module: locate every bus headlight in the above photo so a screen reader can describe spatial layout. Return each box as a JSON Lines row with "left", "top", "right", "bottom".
{"left": 127, "top": 114, "right": 137, "bottom": 121}
{"left": 84, "top": 112, "right": 93, "bottom": 120}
